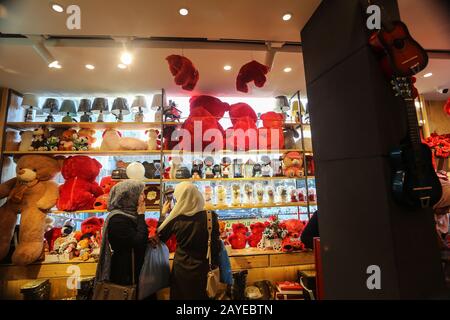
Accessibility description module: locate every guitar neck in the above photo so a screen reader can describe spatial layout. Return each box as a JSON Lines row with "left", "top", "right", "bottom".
{"left": 404, "top": 98, "right": 422, "bottom": 146}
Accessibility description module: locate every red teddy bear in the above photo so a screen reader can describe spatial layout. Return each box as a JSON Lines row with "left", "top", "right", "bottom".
{"left": 228, "top": 223, "right": 248, "bottom": 249}
{"left": 281, "top": 219, "right": 305, "bottom": 252}
{"left": 181, "top": 95, "right": 230, "bottom": 151}
{"left": 166, "top": 55, "right": 199, "bottom": 91}
{"left": 75, "top": 216, "right": 104, "bottom": 242}
{"left": 145, "top": 218, "right": 177, "bottom": 252}
{"left": 247, "top": 222, "right": 266, "bottom": 248}
{"left": 258, "top": 112, "right": 285, "bottom": 150}
{"left": 236, "top": 60, "right": 270, "bottom": 93}
{"left": 57, "top": 156, "right": 104, "bottom": 211}
{"left": 225, "top": 103, "right": 258, "bottom": 151}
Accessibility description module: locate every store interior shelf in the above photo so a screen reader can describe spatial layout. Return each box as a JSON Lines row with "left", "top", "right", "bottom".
{"left": 3, "top": 149, "right": 313, "bottom": 156}
{"left": 113, "top": 176, "right": 316, "bottom": 183}
{"left": 50, "top": 202, "right": 317, "bottom": 214}
{"left": 5, "top": 122, "right": 182, "bottom": 130}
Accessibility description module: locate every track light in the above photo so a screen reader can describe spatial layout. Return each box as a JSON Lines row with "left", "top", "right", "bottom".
{"left": 28, "top": 35, "right": 61, "bottom": 68}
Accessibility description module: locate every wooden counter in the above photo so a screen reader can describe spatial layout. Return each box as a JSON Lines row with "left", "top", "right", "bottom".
{"left": 0, "top": 248, "right": 315, "bottom": 300}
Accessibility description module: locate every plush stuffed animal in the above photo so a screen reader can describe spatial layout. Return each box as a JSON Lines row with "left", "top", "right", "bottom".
{"left": 258, "top": 112, "right": 285, "bottom": 150}
{"left": 44, "top": 227, "right": 62, "bottom": 252}
{"left": 77, "top": 128, "right": 97, "bottom": 149}
{"left": 99, "top": 176, "right": 116, "bottom": 194}
{"left": 0, "top": 155, "right": 61, "bottom": 265}
{"left": 236, "top": 60, "right": 269, "bottom": 93}
{"left": 74, "top": 216, "right": 104, "bottom": 242}
{"left": 166, "top": 54, "right": 199, "bottom": 91}
{"left": 281, "top": 219, "right": 305, "bottom": 252}
{"left": 228, "top": 223, "right": 248, "bottom": 249}
{"left": 181, "top": 95, "right": 230, "bottom": 151}
{"left": 225, "top": 103, "right": 258, "bottom": 151}
{"left": 247, "top": 222, "right": 266, "bottom": 248}
{"left": 283, "top": 127, "right": 302, "bottom": 150}
{"left": 146, "top": 129, "right": 160, "bottom": 150}
{"left": 29, "top": 126, "right": 49, "bottom": 151}
{"left": 166, "top": 234, "right": 177, "bottom": 253}
{"left": 19, "top": 131, "right": 34, "bottom": 151}
{"left": 73, "top": 136, "right": 89, "bottom": 151}
{"left": 101, "top": 129, "right": 147, "bottom": 151}
{"left": 93, "top": 194, "right": 108, "bottom": 210}
{"left": 282, "top": 151, "right": 304, "bottom": 178}
{"left": 59, "top": 129, "right": 77, "bottom": 151}
{"left": 57, "top": 156, "right": 104, "bottom": 211}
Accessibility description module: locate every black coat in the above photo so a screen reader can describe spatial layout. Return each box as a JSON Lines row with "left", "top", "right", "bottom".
{"left": 107, "top": 214, "right": 148, "bottom": 286}
{"left": 159, "top": 210, "right": 221, "bottom": 300}
{"left": 301, "top": 211, "right": 319, "bottom": 250}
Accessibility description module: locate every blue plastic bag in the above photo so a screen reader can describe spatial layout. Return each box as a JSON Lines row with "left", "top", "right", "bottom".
{"left": 219, "top": 241, "right": 233, "bottom": 285}
{"left": 138, "top": 243, "right": 170, "bottom": 300}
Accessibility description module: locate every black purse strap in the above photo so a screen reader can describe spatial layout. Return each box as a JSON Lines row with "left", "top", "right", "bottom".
{"left": 206, "top": 210, "right": 213, "bottom": 270}
{"left": 131, "top": 248, "right": 135, "bottom": 285}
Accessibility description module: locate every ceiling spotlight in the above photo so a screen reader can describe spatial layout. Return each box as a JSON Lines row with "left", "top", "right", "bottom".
{"left": 179, "top": 8, "right": 189, "bottom": 16}
{"left": 423, "top": 73, "right": 433, "bottom": 78}
{"left": 117, "top": 63, "right": 127, "bottom": 69}
{"left": 282, "top": 13, "right": 292, "bottom": 21}
{"left": 120, "top": 52, "right": 133, "bottom": 65}
{"left": 51, "top": 3, "right": 64, "bottom": 13}
{"left": 224, "top": 65, "right": 232, "bottom": 71}
{"left": 284, "top": 67, "right": 292, "bottom": 73}
{"left": 48, "top": 61, "right": 62, "bottom": 69}
{"left": 85, "top": 64, "right": 95, "bottom": 70}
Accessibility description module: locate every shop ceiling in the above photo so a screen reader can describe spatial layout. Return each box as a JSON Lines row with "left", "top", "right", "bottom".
{"left": 0, "top": 0, "right": 449, "bottom": 100}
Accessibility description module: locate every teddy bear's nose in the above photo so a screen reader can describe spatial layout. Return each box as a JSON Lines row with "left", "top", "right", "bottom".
{"left": 18, "top": 169, "right": 25, "bottom": 175}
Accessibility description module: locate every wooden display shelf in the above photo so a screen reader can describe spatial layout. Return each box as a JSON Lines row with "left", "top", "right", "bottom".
{"left": 49, "top": 202, "right": 317, "bottom": 214}
{"left": 5, "top": 122, "right": 181, "bottom": 130}
{"left": 3, "top": 149, "right": 314, "bottom": 156}
{"left": 113, "top": 176, "right": 316, "bottom": 183}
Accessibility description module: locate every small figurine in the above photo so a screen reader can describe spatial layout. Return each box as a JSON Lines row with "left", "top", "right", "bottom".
{"left": 221, "top": 157, "right": 232, "bottom": 178}
{"left": 290, "top": 188, "right": 298, "bottom": 202}
{"left": 244, "top": 183, "right": 254, "bottom": 204}
{"left": 244, "top": 159, "right": 255, "bottom": 178}
{"left": 204, "top": 186, "right": 213, "bottom": 209}
{"left": 191, "top": 159, "right": 203, "bottom": 179}
{"left": 231, "top": 184, "right": 241, "bottom": 206}
{"left": 261, "top": 156, "right": 273, "bottom": 177}
{"left": 308, "top": 187, "right": 317, "bottom": 202}
{"left": 266, "top": 186, "right": 275, "bottom": 204}
{"left": 29, "top": 126, "right": 49, "bottom": 151}
{"left": 164, "top": 100, "right": 182, "bottom": 122}
{"left": 297, "top": 188, "right": 306, "bottom": 202}
{"left": 255, "top": 183, "right": 264, "bottom": 204}
{"left": 169, "top": 157, "right": 183, "bottom": 179}
{"left": 213, "top": 164, "right": 221, "bottom": 178}
{"left": 45, "top": 136, "right": 60, "bottom": 151}
{"left": 73, "top": 136, "right": 89, "bottom": 151}
{"left": 271, "top": 157, "right": 284, "bottom": 177}
{"left": 252, "top": 163, "right": 262, "bottom": 177}
{"left": 278, "top": 186, "right": 288, "bottom": 203}
{"left": 216, "top": 185, "right": 227, "bottom": 206}
{"left": 204, "top": 156, "right": 215, "bottom": 179}
{"left": 233, "top": 159, "right": 243, "bottom": 178}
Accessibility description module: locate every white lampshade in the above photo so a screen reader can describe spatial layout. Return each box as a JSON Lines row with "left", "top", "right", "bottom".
{"left": 21, "top": 94, "right": 39, "bottom": 109}
{"left": 150, "top": 94, "right": 168, "bottom": 111}
{"left": 131, "top": 95, "right": 148, "bottom": 113}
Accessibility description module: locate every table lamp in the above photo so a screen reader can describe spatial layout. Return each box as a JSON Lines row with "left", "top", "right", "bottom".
{"left": 60, "top": 100, "right": 77, "bottom": 122}
{"left": 78, "top": 99, "right": 92, "bottom": 122}
{"left": 21, "top": 94, "right": 39, "bottom": 122}
{"left": 91, "top": 98, "right": 109, "bottom": 122}
{"left": 275, "top": 95, "right": 290, "bottom": 119}
{"left": 151, "top": 94, "right": 167, "bottom": 122}
{"left": 41, "top": 98, "right": 60, "bottom": 122}
{"left": 131, "top": 95, "right": 148, "bottom": 123}
{"left": 111, "top": 97, "right": 130, "bottom": 122}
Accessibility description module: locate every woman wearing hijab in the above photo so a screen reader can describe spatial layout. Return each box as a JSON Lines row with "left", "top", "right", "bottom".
{"left": 157, "top": 182, "right": 221, "bottom": 300}
{"left": 96, "top": 180, "right": 148, "bottom": 287}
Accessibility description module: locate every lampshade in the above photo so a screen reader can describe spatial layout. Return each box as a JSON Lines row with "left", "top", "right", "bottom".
{"left": 41, "top": 98, "right": 60, "bottom": 114}
{"left": 131, "top": 95, "right": 148, "bottom": 113}
{"left": 111, "top": 97, "right": 130, "bottom": 115}
{"left": 91, "top": 98, "right": 110, "bottom": 114}
{"left": 21, "top": 94, "right": 39, "bottom": 109}
{"left": 59, "top": 100, "right": 77, "bottom": 115}
{"left": 150, "top": 94, "right": 168, "bottom": 110}
{"left": 78, "top": 99, "right": 92, "bottom": 114}
{"left": 275, "top": 95, "right": 290, "bottom": 111}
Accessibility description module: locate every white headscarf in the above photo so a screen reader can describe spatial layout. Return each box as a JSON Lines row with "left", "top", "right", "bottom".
{"left": 157, "top": 181, "right": 205, "bottom": 232}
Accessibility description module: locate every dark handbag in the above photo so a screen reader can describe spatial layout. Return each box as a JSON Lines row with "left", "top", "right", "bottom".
{"left": 92, "top": 248, "right": 136, "bottom": 300}
{"left": 206, "top": 211, "right": 221, "bottom": 299}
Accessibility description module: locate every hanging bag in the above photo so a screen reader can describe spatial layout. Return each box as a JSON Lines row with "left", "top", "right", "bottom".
{"left": 206, "top": 210, "right": 221, "bottom": 299}
{"left": 138, "top": 242, "right": 170, "bottom": 300}
{"left": 93, "top": 247, "right": 136, "bottom": 300}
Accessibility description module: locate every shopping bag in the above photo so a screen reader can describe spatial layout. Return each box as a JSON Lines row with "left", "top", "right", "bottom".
{"left": 138, "top": 243, "right": 170, "bottom": 300}
{"left": 219, "top": 241, "right": 233, "bottom": 285}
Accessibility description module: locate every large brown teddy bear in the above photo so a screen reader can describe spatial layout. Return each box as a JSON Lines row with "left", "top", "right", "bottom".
{"left": 0, "top": 155, "right": 61, "bottom": 265}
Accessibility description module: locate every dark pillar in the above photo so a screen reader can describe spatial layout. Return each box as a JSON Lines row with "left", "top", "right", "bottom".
{"left": 301, "top": 0, "right": 445, "bottom": 299}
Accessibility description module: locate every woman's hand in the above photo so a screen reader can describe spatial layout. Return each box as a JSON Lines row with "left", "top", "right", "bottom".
{"left": 137, "top": 192, "right": 146, "bottom": 215}
{"left": 148, "top": 235, "right": 160, "bottom": 248}
{"left": 162, "top": 200, "right": 171, "bottom": 216}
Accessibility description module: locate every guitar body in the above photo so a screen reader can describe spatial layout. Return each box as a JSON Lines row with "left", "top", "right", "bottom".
{"left": 390, "top": 143, "right": 442, "bottom": 208}
{"left": 369, "top": 21, "right": 428, "bottom": 77}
